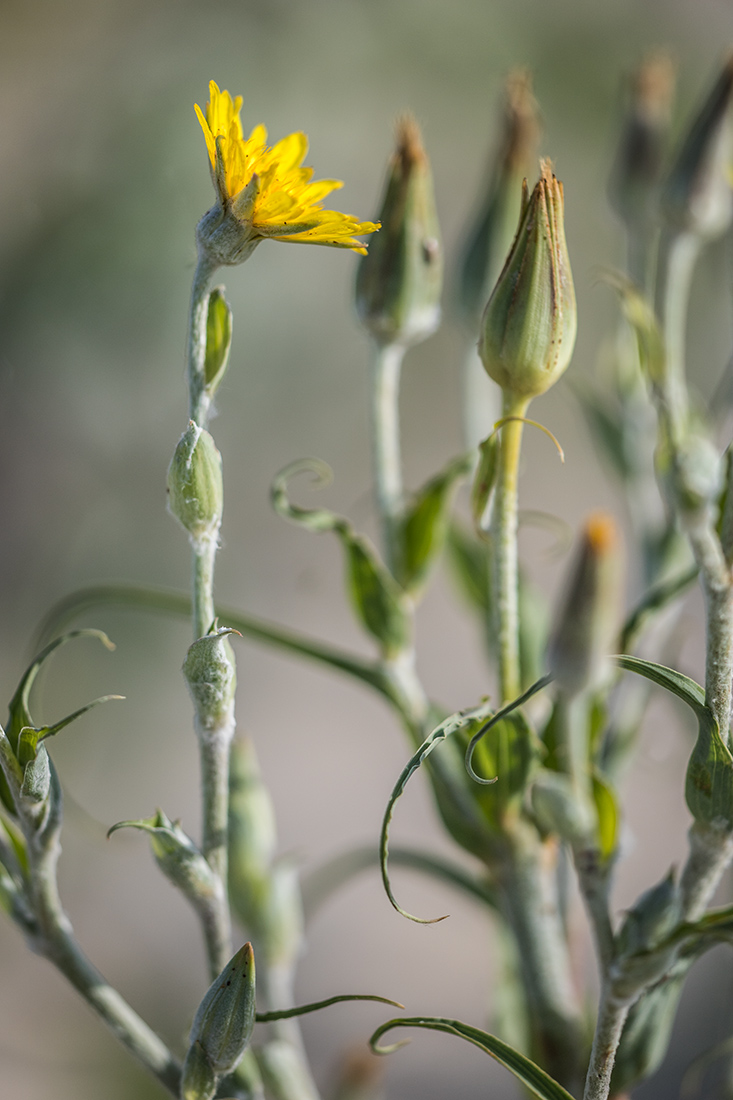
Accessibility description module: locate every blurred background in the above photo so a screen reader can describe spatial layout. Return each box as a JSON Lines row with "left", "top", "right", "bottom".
{"left": 2, "top": 0, "right": 733, "bottom": 1097}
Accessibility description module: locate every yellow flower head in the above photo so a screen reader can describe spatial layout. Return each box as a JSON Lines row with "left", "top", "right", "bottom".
{"left": 195, "top": 81, "right": 379, "bottom": 255}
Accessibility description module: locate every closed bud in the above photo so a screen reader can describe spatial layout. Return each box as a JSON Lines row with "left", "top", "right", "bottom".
{"left": 672, "top": 433, "right": 722, "bottom": 513}
{"left": 167, "top": 421, "right": 223, "bottom": 550}
{"left": 531, "top": 770, "right": 595, "bottom": 848}
{"left": 356, "top": 116, "right": 442, "bottom": 347}
{"left": 662, "top": 54, "right": 733, "bottom": 239}
{"left": 183, "top": 628, "right": 237, "bottom": 736}
{"left": 458, "top": 70, "right": 540, "bottom": 327}
{"left": 609, "top": 51, "right": 675, "bottom": 231}
{"left": 547, "top": 514, "right": 621, "bottom": 697}
{"left": 20, "top": 745, "right": 50, "bottom": 805}
{"left": 616, "top": 869, "right": 680, "bottom": 959}
{"left": 479, "top": 160, "right": 576, "bottom": 401}
{"left": 189, "top": 941, "right": 256, "bottom": 1075}
{"left": 108, "top": 810, "right": 219, "bottom": 906}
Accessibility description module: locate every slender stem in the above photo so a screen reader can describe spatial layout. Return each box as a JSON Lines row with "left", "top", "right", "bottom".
{"left": 185, "top": 254, "right": 234, "bottom": 982}
{"left": 188, "top": 252, "right": 219, "bottom": 428}
{"left": 491, "top": 392, "right": 530, "bottom": 703}
{"left": 370, "top": 341, "right": 406, "bottom": 577}
{"left": 193, "top": 537, "right": 217, "bottom": 641}
{"left": 575, "top": 848, "right": 615, "bottom": 974}
{"left": 582, "top": 988, "right": 630, "bottom": 1100}
{"left": 656, "top": 229, "right": 700, "bottom": 440}
{"left": 498, "top": 825, "right": 585, "bottom": 1092}
{"left": 27, "top": 779, "right": 181, "bottom": 1095}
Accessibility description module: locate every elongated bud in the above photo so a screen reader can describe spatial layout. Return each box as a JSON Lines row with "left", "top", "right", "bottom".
{"left": 547, "top": 514, "right": 621, "bottom": 696}
{"left": 608, "top": 51, "right": 675, "bottom": 231}
{"left": 183, "top": 628, "right": 237, "bottom": 736}
{"left": 203, "top": 287, "right": 233, "bottom": 403}
{"left": 167, "top": 422, "right": 223, "bottom": 550}
{"left": 458, "top": 70, "right": 540, "bottom": 327}
{"left": 479, "top": 160, "right": 576, "bottom": 400}
{"left": 108, "top": 810, "right": 219, "bottom": 905}
{"left": 189, "top": 941, "right": 256, "bottom": 1075}
{"left": 616, "top": 869, "right": 680, "bottom": 958}
{"left": 355, "top": 116, "right": 442, "bottom": 347}
{"left": 662, "top": 54, "right": 733, "bottom": 239}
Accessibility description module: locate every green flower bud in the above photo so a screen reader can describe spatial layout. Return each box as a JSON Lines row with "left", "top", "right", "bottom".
{"left": 189, "top": 941, "right": 256, "bottom": 1075}
{"left": 608, "top": 51, "right": 675, "bottom": 232}
{"left": 167, "top": 421, "right": 223, "bottom": 550}
{"left": 479, "top": 160, "right": 576, "bottom": 400}
{"left": 662, "top": 54, "right": 733, "bottom": 240}
{"left": 616, "top": 869, "right": 680, "bottom": 959}
{"left": 458, "top": 69, "right": 540, "bottom": 327}
{"left": 355, "top": 116, "right": 442, "bottom": 347}
{"left": 183, "top": 628, "right": 237, "bottom": 737}
{"left": 547, "top": 514, "right": 621, "bottom": 697}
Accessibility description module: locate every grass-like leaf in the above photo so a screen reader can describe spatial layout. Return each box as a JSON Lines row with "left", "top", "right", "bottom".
{"left": 256, "top": 993, "right": 404, "bottom": 1023}
{"left": 379, "top": 702, "right": 494, "bottom": 923}
{"left": 370, "top": 1017, "right": 575, "bottom": 1100}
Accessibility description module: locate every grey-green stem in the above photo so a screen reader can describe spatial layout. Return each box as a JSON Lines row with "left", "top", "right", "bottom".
{"left": 655, "top": 230, "right": 700, "bottom": 440}
{"left": 17, "top": 768, "right": 182, "bottom": 1096}
{"left": 582, "top": 988, "right": 630, "bottom": 1100}
{"left": 185, "top": 256, "right": 233, "bottom": 980}
{"left": 370, "top": 341, "right": 406, "bottom": 578}
{"left": 188, "top": 252, "right": 219, "bottom": 428}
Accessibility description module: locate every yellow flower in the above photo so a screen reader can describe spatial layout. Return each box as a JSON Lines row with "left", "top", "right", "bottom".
{"left": 195, "top": 81, "right": 379, "bottom": 256}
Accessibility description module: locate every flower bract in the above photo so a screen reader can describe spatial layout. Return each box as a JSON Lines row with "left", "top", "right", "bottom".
{"left": 195, "top": 81, "right": 379, "bottom": 255}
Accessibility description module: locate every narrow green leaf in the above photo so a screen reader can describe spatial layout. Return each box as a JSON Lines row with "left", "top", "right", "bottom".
{"left": 465, "top": 675, "right": 552, "bottom": 785}
{"left": 271, "top": 459, "right": 411, "bottom": 657}
{"left": 255, "top": 993, "right": 403, "bottom": 1023}
{"left": 615, "top": 654, "right": 733, "bottom": 827}
{"left": 380, "top": 702, "right": 494, "bottom": 923}
{"left": 591, "top": 771, "right": 619, "bottom": 861}
{"left": 575, "top": 384, "right": 633, "bottom": 482}
{"left": 401, "top": 454, "right": 471, "bottom": 595}
{"left": 471, "top": 434, "right": 499, "bottom": 531}
{"left": 602, "top": 270, "right": 666, "bottom": 387}
{"left": 33, "top": 584, "right": 396, "bottom": 705}
{"left": 16, "top": 695, "right": 123, "bottom": 767}
{"left": 446, "top": 522, "right": 491, "bottom": 617}
{"left": 369, "top": 1017, "right": 575, "bottom": 1100}
{"left": 620, "top": 566, "right": 699, "bottom": 652}
{"left": 204, "top": 287, "right": 233, "bottom": 394}
{"left": 300, "top": 844, "right": 497, "bottom": 924}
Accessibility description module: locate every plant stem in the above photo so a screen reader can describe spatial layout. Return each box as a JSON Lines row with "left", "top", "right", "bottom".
{"left": 27, "top": 775, "right": 182, "bottom": 1096}
{"left": 188, "top": 252, "right": 219, "bottom": 428}
{"left": 582, "top": 988, "right": 630, "bottom": 1100}
{"left": 491, "top": 392, "right": 531, "bottom": 702}
{"left": 370, "top": 341, "right": 406, "bottom": 577}
{"left": 185, "top": 254, "right": 234, "bottom": 981}
{"left": 656, "top": 229, "right": 700, "bottom": 441}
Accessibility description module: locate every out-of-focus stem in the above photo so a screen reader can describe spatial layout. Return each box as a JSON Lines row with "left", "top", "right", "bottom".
{"left": 188, "top": 252, "right": 219, "bottom": 428}
{"left": 370, "top": 341, "right": 406, "bottom": 577}
{"left": 656, "top": 229, "right": 700, "bottom": 439}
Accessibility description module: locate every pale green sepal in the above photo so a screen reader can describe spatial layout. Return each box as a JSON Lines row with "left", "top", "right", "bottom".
{"left": 399, "top": 454, "right": 471, "bottom": 595}
{"left": 183, "top": 628, "right": 238, "bottom": 736}
{"left": 369, "top": 1017, "right": 575, "bottom": 1100}
{"left": 190, "top": 942, "right": 256, "bottom": 1075}
{"left": 108, "top": 810, "right": 218, "bottom": 904}
{"left": 379, "top": 701, "right": 495, "bottom": 923}
{"left": 271, "top": 460, "right": 410, "bottom": 657}
{"left": 616, "top": 868, "right": 680, "bottom": 958}
{"left": 19, "top": 744, "right": 50, "bottom": 805}
{"left": 167, "top": 422, "right": 223, "bottom": 551}
{"left": 203, "top": 287, "right": 233, "bottom": 399}
{"left": 615, "top": 654, "right": 733, "bottom": 827}
{"left": 181, "top": 1039, "right": 217, "bottom": 1100}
